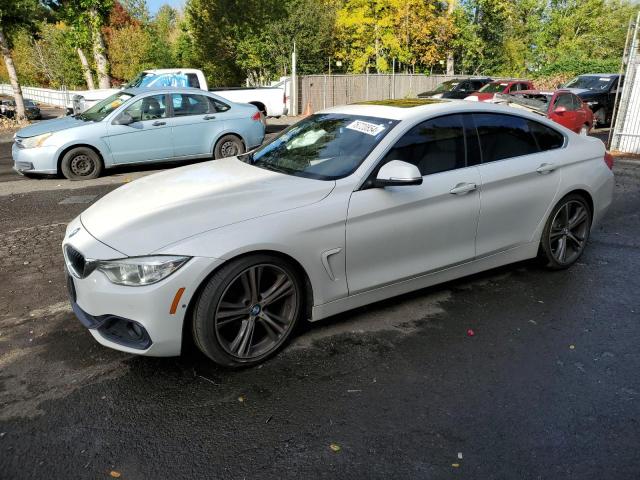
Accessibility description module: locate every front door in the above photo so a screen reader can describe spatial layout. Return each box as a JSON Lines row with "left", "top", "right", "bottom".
{"left": 106, "top": 93, "right": 174, "bottom": 164}
{"left": 346, "top": 114, "right": 481, "bottom": 294}
{"left": 550, "top": 93, "right": 579, "bottom": 132}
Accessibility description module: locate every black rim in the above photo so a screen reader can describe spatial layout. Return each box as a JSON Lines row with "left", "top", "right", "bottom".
{"left": 69, "top": 154, "right": 96, "bottom": 177}
{"left": 550, "top": 200, "right": 590, "bottom": 264}
{"left": 220, "top": 140, "right": 239, "bottom": 157}
{"left": 214, "top": 264, "right": 298, "bottom": 360}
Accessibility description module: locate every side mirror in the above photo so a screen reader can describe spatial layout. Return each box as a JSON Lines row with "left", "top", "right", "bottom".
{"left": 375, "top": 160, "right": 423, "bottom": 187}
{"left": 113, "top": 112, "right": 134, "bottom": 126}
{"left": 554, "top": 106, "right": 567, "bottom": 114}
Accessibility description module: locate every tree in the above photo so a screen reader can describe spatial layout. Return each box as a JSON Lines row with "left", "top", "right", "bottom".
{"left": 0, "top": 0, "right": 40, "bottom": 120}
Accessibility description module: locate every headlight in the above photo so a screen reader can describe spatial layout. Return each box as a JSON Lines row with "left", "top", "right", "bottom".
{"left": 430, "top": 93, "right": 444, "bottom": 99}
{"left": 97, "top": 255, "right": 190, "bottom": 286}
{"left": 21, "top": 132, "right": 53, "bottom": 148}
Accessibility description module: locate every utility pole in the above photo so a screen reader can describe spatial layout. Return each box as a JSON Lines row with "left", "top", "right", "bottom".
{"left": 292, "top": 42, "right": 297, "bottom": 116}
{"left": 446, "top": 0, "right": 456, "bottom": 76}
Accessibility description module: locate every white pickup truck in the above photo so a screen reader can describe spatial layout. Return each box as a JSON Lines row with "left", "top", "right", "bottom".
{"left": 68, "top": 68, "right": 288, "bottom": 118}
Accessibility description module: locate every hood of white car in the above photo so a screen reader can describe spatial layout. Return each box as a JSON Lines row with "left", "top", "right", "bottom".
{"left": 81, "top": 158, "right": 335, "bottom": 256}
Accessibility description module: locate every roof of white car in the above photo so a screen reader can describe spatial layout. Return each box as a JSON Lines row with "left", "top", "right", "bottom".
{"left": 321, "top": 98, "right": 541, "bottom": 122}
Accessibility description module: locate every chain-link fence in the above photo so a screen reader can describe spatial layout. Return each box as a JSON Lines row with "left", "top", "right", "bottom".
{"left": 298, "top": 74, "right": 465, "bottom": 114}
{"left": 611, "top": 12, "right": 640, "bottom": 154}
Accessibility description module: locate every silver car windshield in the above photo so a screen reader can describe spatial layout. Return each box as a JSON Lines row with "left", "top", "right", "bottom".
{"left": 77, "top": 92, "right": 135, "bottom": 122}
{"left": 245, "top": 113, "right": 399, "bottom": 180}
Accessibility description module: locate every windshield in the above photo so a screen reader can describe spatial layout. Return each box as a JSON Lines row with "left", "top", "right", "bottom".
{"left": 125, "top": 72, "right": 190, "bottom": 88}
{"left": 77, "top": 92, "right": 134, "bottom": 122}
{"left": 564, "top": 76, "right": 614, "bottom": 91}
{"left": 479, "top": 82, "right": 508, "bottom": 93}
{"left": 25, "top": 100, "right": 36, "bottom": 107}
{"left": 434, "top": 80, "right": 460, "bottom": 93}
{"left": 243, "top": 113, "right": 399, "bottom": 180}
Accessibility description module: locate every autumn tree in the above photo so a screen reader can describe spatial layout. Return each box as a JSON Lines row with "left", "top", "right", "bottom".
{"left": 0, "top": 0, "right": 43, "bottom": 120}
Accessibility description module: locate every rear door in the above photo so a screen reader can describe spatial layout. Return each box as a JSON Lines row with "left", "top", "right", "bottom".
{"left": 170, "top": 93, "right": 230, "bottom": 158}
{"left": 472, "top": 113, "right": 564, "bottom": 256}
{"left": 106, "top": 93, "right": 174, "bottom": 164}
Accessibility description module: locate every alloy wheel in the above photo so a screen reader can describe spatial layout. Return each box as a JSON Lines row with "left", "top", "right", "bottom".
{"left": 214, "top": 264, "right": 299, "bottom": 360}
{"left": 549, "top": 200, "right": 590, "bottom": 265}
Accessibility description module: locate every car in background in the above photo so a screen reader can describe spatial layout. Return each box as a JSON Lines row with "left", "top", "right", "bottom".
{"left": 13, "top": 88, "right": 264, "bottom": 180}
{"left": 562, "top": 73, "right": 623, "bottom": 127}
{"left": 492, "top": 90, "right": 593, "bottom": 135}
{"left": 1, "top": 99, "right": 41, "bottom": 120}
{"left": 465, "top": 80, "right": 535, "bottom": 102}
{"left": 417, "top": 77, "right": 493, "bottom": 99}
{"left": 62, "top": 99, "right": 613, "bottom": 366}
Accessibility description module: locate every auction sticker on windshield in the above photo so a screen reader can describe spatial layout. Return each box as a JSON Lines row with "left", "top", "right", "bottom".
{"left": 346, "top": 120, "right": 386, "bottom": 136}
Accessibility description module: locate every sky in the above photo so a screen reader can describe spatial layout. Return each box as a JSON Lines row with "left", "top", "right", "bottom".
{"left": 147, "top": 0, "right": 185, "bottom": 14}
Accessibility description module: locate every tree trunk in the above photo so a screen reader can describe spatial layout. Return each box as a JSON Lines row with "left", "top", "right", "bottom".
{"left": 89, "top": 8, "right": 110, "bottom": 89}
{"left": 77, "top": 48, "right": 95, "bottom": 90}
{"left": 0, "top": 27, "right": 26, "bottom": 120}
{"left": 446, "top": 0, "right": 456, "bottom": 76}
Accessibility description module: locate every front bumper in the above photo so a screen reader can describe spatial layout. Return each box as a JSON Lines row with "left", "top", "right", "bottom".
{"left": 12, "top": 142, "right": 59, "bottom": 174}
{"left": 63, "top": 220, "right": 223, "bottom": 356}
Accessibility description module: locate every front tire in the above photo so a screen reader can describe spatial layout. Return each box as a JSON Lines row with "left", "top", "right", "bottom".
{"left": 192, "top": 254, "right": 303, "bottom": 367}
{"left": 214, "top": 134, "right": 245, "bottom": 159}
{"left": 538, "top": 194, "right": 592, "bottom": 269}
{"left": 60, "top": 147, "right": 103, "bottom": 180}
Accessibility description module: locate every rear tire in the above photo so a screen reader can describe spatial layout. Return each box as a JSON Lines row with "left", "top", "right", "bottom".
{"left": 214, "top": 134, "right": 245, "bottom": 159}
{"left": 60, "top": 147, "right": 103, "bottom": 180}
{"left": 192, "top": 254, "right": 303, "bottom": 367}
{"left": 538, "top": 194, "right": 592, "bottom": 270}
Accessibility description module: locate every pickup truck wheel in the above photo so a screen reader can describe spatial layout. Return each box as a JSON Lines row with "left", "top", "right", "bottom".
{"left": 214, "top": 135, "right": 245, "bottom": 159}
{"left": 60, "top": 147, "right": 103, "bottom": 181}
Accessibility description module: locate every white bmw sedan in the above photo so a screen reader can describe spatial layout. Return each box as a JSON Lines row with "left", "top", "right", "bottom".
{"left": 63, "top": 99, "right": 614, "bottom": 367}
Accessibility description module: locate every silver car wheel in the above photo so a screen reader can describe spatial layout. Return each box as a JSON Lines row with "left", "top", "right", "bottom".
{"left": 549, "top": 200, "right": 589, "bottom": 265}
{"left": 214, "top": 264, "right": 299, "bottom": 360}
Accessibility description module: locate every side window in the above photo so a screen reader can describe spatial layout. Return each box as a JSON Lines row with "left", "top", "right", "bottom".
{"left": 472, "top": 81, "right": 484, "bottom": 90}
{"left": 382, "top": 114, "right": 466, "bottom": 176}
{"left": 171, "top": 94, "right": 212, "bottom": 117}
{"left": 555, "top": 94, "right": 574, "bottom": 110}
{"left": 186, "top": 73, "right": 201, "bottom": 89}
{"left": 528, "top": 120, "right": 564, "bottom": 151}
{"left": 123, "top": 94, "right": 167, "bottom": 122}
{"left": 570, "top": 94, "right": 583, "bottom": 110}
{"left": 208, "top": 97, "right": 230, "bottom": 112}
{"left": 473, "top": 113, "right": 539, "bottom": 162}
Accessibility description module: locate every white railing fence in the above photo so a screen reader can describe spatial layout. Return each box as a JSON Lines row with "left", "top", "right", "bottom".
{"left": 0, "top": 84, "right": 77, "bottom": 108}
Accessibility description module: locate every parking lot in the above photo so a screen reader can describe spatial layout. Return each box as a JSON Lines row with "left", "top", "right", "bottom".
{"left": 0, "top": 108, "right": 639, "bottom": 478}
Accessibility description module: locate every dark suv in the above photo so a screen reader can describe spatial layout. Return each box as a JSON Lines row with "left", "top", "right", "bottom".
{"left": 562, "top": 74, "right": 623, "bottom": 127}
{"left": 417, "top": 78, "right": 493, "bottom": 100}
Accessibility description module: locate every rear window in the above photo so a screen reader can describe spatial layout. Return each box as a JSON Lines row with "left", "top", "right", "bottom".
{"left": 473, "top": 113, "right": 539, "bottom": 162}
{"left": 529, "top": 120, "right": 564, "bottom": 151}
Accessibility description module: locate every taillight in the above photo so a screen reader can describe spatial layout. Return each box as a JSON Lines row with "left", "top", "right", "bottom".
{"left": 251, "top": 111, "right": 261, "bottom": 121}
{"left": 604, "top": 151, "right": 614, "bottom": 170}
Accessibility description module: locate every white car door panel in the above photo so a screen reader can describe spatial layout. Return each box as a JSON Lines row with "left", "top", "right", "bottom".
{"left": 473, "top": 113, "right": 564, "bottom": 256}
{"left": 346, "top": 167, "right": 481, "bottom": 294}
{"left": 346, "top": 114, "right": 481, "bottom": 295}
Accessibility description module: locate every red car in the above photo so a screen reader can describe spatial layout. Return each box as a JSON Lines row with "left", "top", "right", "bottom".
{"left": 465, "top": 79, "right": 535, "bottom": 102}
{"left": 508, "top": 90, "right": 594, "bottom": 135}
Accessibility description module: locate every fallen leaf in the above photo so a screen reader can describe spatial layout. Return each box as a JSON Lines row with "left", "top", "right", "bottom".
{"left": 569, "top": 345, "right": 575, "bottom": 350}
{"left": 110, "top": 471, "right": 121, "bottom": 478}
{"left": 452, "top": 463, "right": 460, "bottom": 468}
{"left": 238, "top": 396, "right": 245, "bottom": 403}
{"left": 329, "top": 443, "right": 341, "bottom": 452}
{"left": 467, "top": 329, "right": 475, "bottom": 337}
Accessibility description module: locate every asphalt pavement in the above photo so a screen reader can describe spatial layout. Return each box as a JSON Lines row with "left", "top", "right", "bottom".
{"left": 0, "top": 121, "right": 639, "bottom": 479}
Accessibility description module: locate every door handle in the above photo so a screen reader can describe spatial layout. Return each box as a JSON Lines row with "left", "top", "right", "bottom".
{"left": 449, "top": 182, "right": 477, "bottom": 195}
{"left": 203, "top": 115, "right": 216, "bottom": 120}
{"left": 536, "top": 163, "right": 556, "bottom": 174}
{"left": 152, "top": 120, "right": 166, "bottom": 126}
